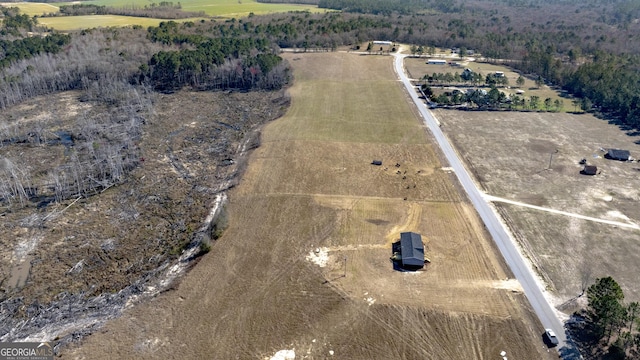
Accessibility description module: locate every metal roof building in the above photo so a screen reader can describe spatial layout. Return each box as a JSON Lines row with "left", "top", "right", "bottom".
{"left": 400, "top": 232, "right": 425, "bottom": 270}
{"left": 606, "top": 149, "right": 631, "bottom": 161}
{"left": 582, "top": 165, "right": 598, "bottom": 175}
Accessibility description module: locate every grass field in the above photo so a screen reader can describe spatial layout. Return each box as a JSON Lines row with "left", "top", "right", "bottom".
{"left": 66, "top": 52, "right": 556, "bottom": 359}
{"left": 0, "top": 2, "right": 59, "bottom": 16}
{"left": 3, "top": 0, "right": 323, "bottom": 30}
{"left": 36, "top": 14, "right": 197, "bottom": 30}
{"left": 6, "top": 0, "right": 323, "bottom": 17}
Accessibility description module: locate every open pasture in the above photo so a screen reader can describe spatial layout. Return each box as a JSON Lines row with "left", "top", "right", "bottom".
{"left": 53, "top": 0, "right": 323, "bottom": 17}
{"left": 67, "top": 52, "right": 555, "bottom": 359}
{"left": 6, "top": 0, "right": 323, "bottom": 31}
{"left": 36, "top": 15, "right": 183, "bottom": 30}
{"left": 0, "top": 2, "right": 58, "bottom": 16}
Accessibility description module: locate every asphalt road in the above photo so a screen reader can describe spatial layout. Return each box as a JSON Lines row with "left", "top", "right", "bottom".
{"left": 392, "top": 52, "right": 574, "bottom": 353}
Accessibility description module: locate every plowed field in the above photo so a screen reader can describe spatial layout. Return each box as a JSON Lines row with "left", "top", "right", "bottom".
{"left": 66, "top": 52, "right": 556, "bottom": 359}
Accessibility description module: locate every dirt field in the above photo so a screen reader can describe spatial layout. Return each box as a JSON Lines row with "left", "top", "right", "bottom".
{"left": 432, "top": 108, "right": 640, "bottom": 307}
{"left": 65, "top": 52, "right": 556, "bottom": 359}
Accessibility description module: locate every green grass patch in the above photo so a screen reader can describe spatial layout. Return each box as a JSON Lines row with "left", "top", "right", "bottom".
{"left": 1, "top": 2, "right": 59, "bottom": 16}
{"left": 271, "top": 54, "right": 426, "bottom": 144}
{"left": 15, "top": 0, "right": 325, "bottom": 30}
{"left": 52, "top": 0, "right": 324, "bottom": 17}
{"left": 36, "top": 15, "right": 202, "bottom": 30}
{"left": 283, "top": 80, "right": 425, "bottom": 143}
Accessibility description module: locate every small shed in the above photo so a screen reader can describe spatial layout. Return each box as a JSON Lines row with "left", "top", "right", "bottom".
{"left": 399, "top": 232, "right": 425, "bottom": 270}
{"left": 581, "top": 165, "right": 598, "bottom": 175}
{"left": 606, "top": 149, "right": 631, "bottom": 161}
{"left": 371, "top": 160, "right": 383, "bottom": 166}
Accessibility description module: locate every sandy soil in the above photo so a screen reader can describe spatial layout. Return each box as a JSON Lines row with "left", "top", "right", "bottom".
{"left": 433, "top": 108, "right": 640, "bottom": 305}
{"left": 64, "top": 52, "right": 556, "bottom": 359}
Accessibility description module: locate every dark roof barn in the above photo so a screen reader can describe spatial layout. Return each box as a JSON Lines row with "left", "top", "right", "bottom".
{"left": 581, "top": 165, "right": 598, "bottom": 175}
{"left": 606, "top": 149, "right": 630, "bottom": 161}
{"left": 400, "top": 232, "right": 425, "bottom": 270}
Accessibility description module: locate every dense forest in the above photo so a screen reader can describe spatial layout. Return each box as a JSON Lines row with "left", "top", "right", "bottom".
{"left": 144, "top": 21, "right": 287, "bottom": 91}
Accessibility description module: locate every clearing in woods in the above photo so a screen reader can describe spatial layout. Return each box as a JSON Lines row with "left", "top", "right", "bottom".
{"left": 66, "top": 52, "right": 555, "bottom": 359}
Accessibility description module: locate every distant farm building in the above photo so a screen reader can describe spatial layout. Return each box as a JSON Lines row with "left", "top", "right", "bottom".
{"left": 451, "top": 48, "right": 475, "bottom": 55}
{"left": 605, "top": 149, "right": 631, "bottom": 161}
{"left": 581, "top": 165, "right": 598, "bottom": 175}
{"left": 399, "top": 232, "right": 425, "bottom": 270}
{"left": 467, "top": 88, "right": 487, "bottom": 96}
{"left": 427, "top": 59, "right": 447, "bottom": 65}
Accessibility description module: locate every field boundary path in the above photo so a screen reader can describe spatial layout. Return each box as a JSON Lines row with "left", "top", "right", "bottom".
{"left": 484, "top": 194, "right": 640, "bottom": 230}
{"left": 393, "top": 49, "right": 580, "bottom": 356}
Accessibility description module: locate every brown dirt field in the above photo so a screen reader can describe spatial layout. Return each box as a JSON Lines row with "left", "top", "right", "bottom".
{"left": 432, "top": 108, "right": 640, "bottom": 305}
{"left": 65, "top": 52, "right": 556, "bottom": 359}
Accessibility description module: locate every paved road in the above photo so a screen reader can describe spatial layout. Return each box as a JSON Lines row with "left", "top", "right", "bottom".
{"left": 392, "top": 51, "right": 574, "bottom": 352}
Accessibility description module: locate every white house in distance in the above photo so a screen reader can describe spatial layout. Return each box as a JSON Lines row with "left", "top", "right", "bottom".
{"left": 427, "top": 59, "right": 447, "bottom": 65}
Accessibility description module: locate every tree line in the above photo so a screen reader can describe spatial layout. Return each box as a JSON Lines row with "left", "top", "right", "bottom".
{"left": 1, "top": 7, "right": 36, "bottom": 36}
{"left": 0, "top": 34, "right": 70, "bottom": 69}
{"left": 580, "top": 277, "right": 640, "bottom": 359}
{"left": 43, "top": 2, "right": 206, "bottom": 20}
{"left": 0, "top": 8, "right": 71, "bottom": 70}
{"left": 143, "top": 21, "right": 288, "bottom": 91}
{"left": 317, "top": 0, "right": 462, "bottom": 15}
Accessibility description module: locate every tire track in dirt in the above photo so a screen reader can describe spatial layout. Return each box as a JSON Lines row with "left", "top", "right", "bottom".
{"left": 65, "top": 51, "right": 556, "bottom": 360}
